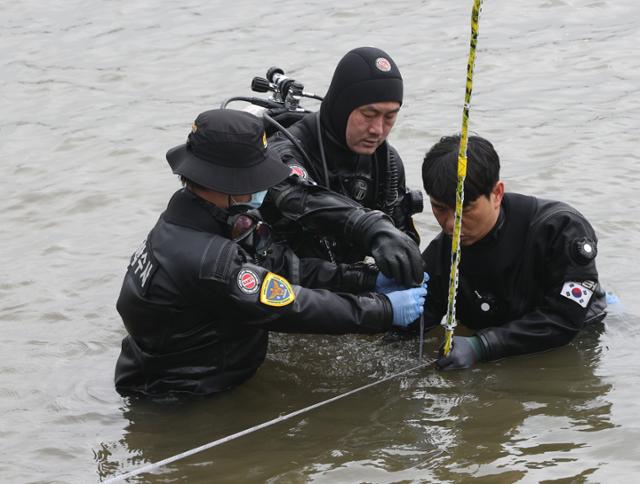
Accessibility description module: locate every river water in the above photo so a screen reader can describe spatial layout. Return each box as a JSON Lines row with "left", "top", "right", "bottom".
{"left": 2, "top": 0, "right": 639, "bottom": 482}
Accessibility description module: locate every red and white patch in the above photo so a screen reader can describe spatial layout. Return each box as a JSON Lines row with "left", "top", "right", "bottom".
{"left": 375, "top": 57, "right": 392, "bottom": 72}
{"left": 288, "top": 163, "right": 308, "bottom": 180}
{"left": 560, "top": 281, "right": 593, "bottom": 308}
{"left": 237, "top": 269, "right": 260, "bottom": 294}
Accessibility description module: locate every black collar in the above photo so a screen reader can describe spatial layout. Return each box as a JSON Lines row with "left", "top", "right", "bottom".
{"left": 162, "top": 188, "right": 228, "bottom": 234}
{"left": 472, "top": 204, "right": 506, "bottom": 247}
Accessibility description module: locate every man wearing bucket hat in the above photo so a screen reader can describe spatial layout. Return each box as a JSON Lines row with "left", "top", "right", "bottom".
{"left": 265, "top": 47, "right": 423, "bottom": 287}
{"left": 114, "top": 108, "right": 427, "bottom": 397}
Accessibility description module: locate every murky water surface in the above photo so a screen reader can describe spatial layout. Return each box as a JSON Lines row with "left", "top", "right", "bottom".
{"left": 2, "top": 0, "right": 640, "bottom": 482}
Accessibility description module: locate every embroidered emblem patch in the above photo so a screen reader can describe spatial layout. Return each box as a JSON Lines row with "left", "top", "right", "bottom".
{"left": 237, "top": 269, "right": 260, "bottom": 294}
{"left": 351, "top": 178, "right": 368, "bottom": 201}
{"left": 560, "top": 281, "right": 593, "bottom": 308}
{"left": 260, "top": 272, "right": 295, "bottom": 307}
{"left": 375, "top": 57, "right": 392, "bottom": 72}
{"left": 288, "top": 163, "right": 308, "bottom": 180}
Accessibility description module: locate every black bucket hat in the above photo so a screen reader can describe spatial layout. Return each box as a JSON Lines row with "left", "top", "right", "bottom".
{"left": 166, "top": 109, "right": 291, "bottom": 195}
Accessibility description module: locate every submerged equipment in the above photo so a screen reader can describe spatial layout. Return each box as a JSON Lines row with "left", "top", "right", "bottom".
{"left": 442, "top": 0, "right": 484, "bottom": 356}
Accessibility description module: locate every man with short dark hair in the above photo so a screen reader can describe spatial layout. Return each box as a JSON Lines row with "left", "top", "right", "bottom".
{"left": 265, "top": 47, "right": 423, "bottom": 278}
{"left": 114, "top": 108, "right": 427, "bottom": 396}
{"left": 421, "top": 134, "right": 607, "bottom": 370}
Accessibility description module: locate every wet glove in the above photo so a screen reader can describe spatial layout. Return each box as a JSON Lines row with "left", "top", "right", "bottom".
{"left": 436, "top": 336, "right": 486, "bottom": 370}
{"left": 346, "top": 209, "right": 423, "bottom": 287}
{"left": 386, "top": 284, "right": 427, "bottom": 327}
{"left": 371, "top": 230, "right": 424, "bottom": 287}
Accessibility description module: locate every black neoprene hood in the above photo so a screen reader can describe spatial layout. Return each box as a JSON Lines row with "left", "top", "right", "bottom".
{"left": 320, "top": 47, "right": 403, "bottom": 146}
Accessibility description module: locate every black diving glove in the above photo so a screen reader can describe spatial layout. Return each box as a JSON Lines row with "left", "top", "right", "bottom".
{"left": 370, "top": 230, "right": 423, "bottom": 287}
{"left": 436, "top": 336, "right": 486, "bottom": 371}
{"left": 345, "top": 209, "right": 423, "bottom": 287}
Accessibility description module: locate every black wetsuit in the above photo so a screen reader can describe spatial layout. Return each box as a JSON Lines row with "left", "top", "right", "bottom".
{"left": 115, "top": 188, "right": 393, "bottom": 397}
{"left": 422, "top": 193, "right": 607, "bottom": 360}
{"left": 266, "top": 112, "right": 419, "bottom": 263}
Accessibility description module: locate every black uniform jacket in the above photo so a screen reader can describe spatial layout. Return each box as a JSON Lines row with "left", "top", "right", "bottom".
{"left": 265, "top": 112, "right": 418, "bottom": 262}
{"left": 422, "top": 193, "right": 607, "bottom": 361}
{"left": 115, "top": 189, "right": 392, "bottom": 397}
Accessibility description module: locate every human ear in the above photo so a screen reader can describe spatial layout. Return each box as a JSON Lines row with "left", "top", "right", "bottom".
{"left": 492, "top": 181, "right": 505, "bottom": 208}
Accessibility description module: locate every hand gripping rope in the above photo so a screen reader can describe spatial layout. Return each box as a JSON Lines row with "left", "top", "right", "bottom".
{"left": 442, "top": 0, "right": 483, "bottom": 356}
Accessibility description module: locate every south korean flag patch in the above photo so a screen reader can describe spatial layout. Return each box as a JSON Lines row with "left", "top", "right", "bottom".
{"left": 560, "top": 281, "right": 593, "bottom": 308}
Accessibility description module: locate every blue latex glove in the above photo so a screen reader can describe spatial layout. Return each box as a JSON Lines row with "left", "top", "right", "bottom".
{"left": 375, "top": 272, "right": 429, "bottom": 294}
{"left": 436, "top": 336, "right": 485, "bottom": 370}
{"left": 375, "top": 272, "right": 405, "bottom": 294}
{"left": 605, "top": 291, "right": 619, "bottom": 305}
{"left": 386, "top": 284, "right": 427, "bottom": 327}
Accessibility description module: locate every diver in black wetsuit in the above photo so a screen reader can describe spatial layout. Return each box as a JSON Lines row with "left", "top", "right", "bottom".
{"left": 264, "top": 47, "right": 423, "bottom": 271}
{"left": 420, "top": 134, "right": 607, "bottom": 370}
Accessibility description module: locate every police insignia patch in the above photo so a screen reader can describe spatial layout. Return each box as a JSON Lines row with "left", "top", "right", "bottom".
{"left": 560, "top": 281, "right": 593, "bottom": 308}
{"left": 237, "top": 269, "right": 260, "bottom": 294}
{"left": 288, "top": 163, "right": 308, "bottom": 180}
{"left": 260, "top": 272, "right": 295, "bottom": 307}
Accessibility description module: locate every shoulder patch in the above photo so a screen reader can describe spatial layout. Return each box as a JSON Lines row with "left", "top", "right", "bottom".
{"left": 260, "top": 272, "right": 295, "bottom": 307}
{"left": 572, "top": 237, "right": 597, "bottom": 265}
{"left": 560, "top": 281, "right": 593, "bottom": 308}
{"left": 288, "top": 163, "right": 308, "bottom": 180}
{"left": 237, "top": 268, "right": 261, "bottom": 294}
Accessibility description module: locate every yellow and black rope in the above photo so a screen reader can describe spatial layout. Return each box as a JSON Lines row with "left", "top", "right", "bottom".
{"left": 442, "top": 0, "right": 483, "bottom": 356}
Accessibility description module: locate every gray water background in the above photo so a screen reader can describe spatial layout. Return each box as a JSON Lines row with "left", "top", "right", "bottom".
{"left": 2, "top": 0, "right": 640, "bottom": 482}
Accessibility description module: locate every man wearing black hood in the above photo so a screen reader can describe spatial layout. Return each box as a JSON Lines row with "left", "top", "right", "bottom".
{"left": 265, "top": 47, "right": 422, "bottom": 280}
